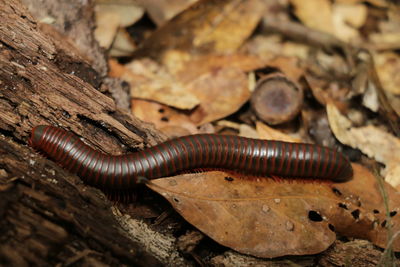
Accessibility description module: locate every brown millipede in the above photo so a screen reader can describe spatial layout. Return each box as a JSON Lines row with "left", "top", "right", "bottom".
{"left": 29, "top": 125, "right": 353, "bottom": 189}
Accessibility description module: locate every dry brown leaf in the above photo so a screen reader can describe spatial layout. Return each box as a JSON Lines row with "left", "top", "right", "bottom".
{"left": 370, "top": 33, "right": 400, "bottom": 50}
{"left": 147, "top": 164, "right": 400, "bottom": 258}
{"left": 173, "top": 54, "right": 267, "bottom": 84}
{"left": 187, "top": 67, "right": 250, "bottom": 125}
{"left": 256, "top": 121, "right": 301, "bottom": 142}
{"left": 373, "top": 52, "right": 400, "bottom": 95}
{"left": 369, "top": 8, "right": 400, "bottom": 50}
{"left": 305, "top": 75, "right": 330, "bottom": 106}
{"left": 133, "top": 0, "right": 266, "bottom": 59}
{"left": 263, "top": 56, "right": 304, "bottom": 82}
{"left": 109, "top": 58, "right": 200, "bottom": 109}
{"left": 335, "top": 0, "right": 387, "bottom": 7}
{"left": 327, "top": 103, "right": 400, "bottom": 187}
{"left": 136, "top": 0, "right": 198, "bottom": 26}
{"left": 131, "top": 99, "right": 200, "bottom": 136}
{"left": 242, "top": 35, "right": 285, "bottom": 60}
{"left": 290, "top": 0, "right": 334, "bottom": 34}
{"left": 333, "top": 164, "right": 400, "bottom": 250}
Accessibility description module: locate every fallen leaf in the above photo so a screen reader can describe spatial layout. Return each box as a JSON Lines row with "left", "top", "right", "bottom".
{"left": 187, "top": 67, "right": 250, "bottom": 125}
{"left": 133, "top": 0, "right": 266, "bottom": 59}
{"left": 369, "top": 8, "right": 400, "bottom": 50}
{"left": 263, "top": 56, "right": 304, "bottom": 82}
{"left": 290, "top": 0, "right": 334, "bottom": 34}
{"left": 96, "top": 1, "right": 144, "bottom": 27}
{"left": 136, "top": 0, "right": 198, "bottom": 26}
{"left": 335, "top": 0, "right": 387, "bottom": 7}
{"left": 109, "top": 28, "right": 136, "bottom": 57}
{"left": 238, "top": 124, "right": 258, "bottom": 139}
{"left": 256, "top": 121, "right": 301, "bottom": 142}
{"left": 173, "top": 54, "right": 267, "bottom": 84}
{"left": 373, "top": 52, "right": 400, "bottom": 95}
{"left": 94, "top": 1, "right": 144, "bottom": 49}
{"left": 110, "top": 58, "right": 200, "bottom": 109}
{"left": 131, "top": 99, "right": 200, "bottom": 136}
{"left": 331, "top": 2, "right": 367, "bottom": 42}
{"left": 147, "top": 164, "right": 400, "bottom": 258}
{"left": 242, "top": 35, "right": 285, "bottom": 60}
{"left": 327, "top": 103, "right": 400, "bottom": 187}
{"left": 94, "top": 11, "right": 120, "bottom": 49}
{"left": 333, "top": 164, "right": 400, "bottom": 251}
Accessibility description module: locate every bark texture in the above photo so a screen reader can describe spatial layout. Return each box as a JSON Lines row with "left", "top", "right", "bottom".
{"left": 0, "top": 0, "right": 183, "bottom": 265}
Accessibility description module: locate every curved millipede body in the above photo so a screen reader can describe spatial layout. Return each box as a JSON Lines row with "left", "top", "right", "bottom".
{"left": 29, "top": 125, "right": 353, "bottom": 189}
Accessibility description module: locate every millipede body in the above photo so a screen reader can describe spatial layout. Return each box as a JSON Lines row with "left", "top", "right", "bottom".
{"left": 29, "top": 125, "right": 353, "bottom": 190}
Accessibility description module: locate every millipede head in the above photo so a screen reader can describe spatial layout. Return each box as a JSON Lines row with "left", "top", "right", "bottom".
{"left": 29, "top": 125, "right": 48, "bottom": 149}
{"left": 137, "top": 176, "right": 150, "bottom": 184}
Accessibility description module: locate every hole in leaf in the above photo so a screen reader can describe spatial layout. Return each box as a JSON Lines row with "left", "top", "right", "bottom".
{"left": 332, "top": 187, "right": 342, "bottom": 196}
{"left": 373, "top": 209, "right": 379, "bottom": 214}
{"left": 161, "top": 117, "right": 169, "bottom": 122}
{"left": 308, "top": 210, "right": 323, "bottom": 222}
{"left": 390, "top": 211, "right": 397, "bottom": 217}
{"left": 351, "top": 209, "right": 360, "bottom": 220}
{"left": 173, "top": 198, "right": 180, "bottom": 203}
{"left": 328, "top": 224, "right": 335, "bottom": 231}
{"left": 158, "top": 108, "right": 165, "bottom": 113}
{"left": 224, "top": 176, "right": 234, "bottom": 182}
{"left": 338, "top": 203, "right": 348, "bottom": 210}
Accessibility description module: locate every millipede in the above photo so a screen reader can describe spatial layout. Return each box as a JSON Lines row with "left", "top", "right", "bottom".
{"left": 29, "top": 125, "right": 353, "bottom": 190}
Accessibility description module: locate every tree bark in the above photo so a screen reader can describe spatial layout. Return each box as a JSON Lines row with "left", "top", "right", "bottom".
{"left": 0, "top": 0, "right": 187, "bottom": 265}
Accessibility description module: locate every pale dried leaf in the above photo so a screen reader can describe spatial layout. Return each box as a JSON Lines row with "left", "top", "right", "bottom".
{"left": 290, "top": 0, "right": 334, "bottom": 34}
{"left": 238, "top": 124, "right": 258, "bottom": 139}
{"left": 335, "top": 0, "right": 387, "bottom": 7}
{"left": 96, "top": 2, "right": 144, "bottom": 27}
{"left": 112, "top": 59, "right": 200, "bottom": 109}
{"left": 373, "top": 52, "right": 400, "bottom": 95}
{"left": 327, "top": 103, "right": 400, "bottom": 187}
{"left": 109, "top": 28, "right": 136, "bottom": 57}
{"left": 256, "top": 121, "right": 301, "bottom": 142}
{"left": 94, "top": 12, "right": 120, "bottom": 48}
{"left": 332, "top": 3, "right": 367, "bottom": 42}
{"left": 136, "top": 0, "right": 198, "bottom": 26}
{"left": 362, "top": 83, "right": 379, "bottom": 112}
{"left": 94, "top": 2, "right": 144, "bottom": 48}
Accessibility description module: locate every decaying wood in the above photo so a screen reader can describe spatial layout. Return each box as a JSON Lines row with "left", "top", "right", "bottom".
{"left": 250, "top": 73, "right": 303, "bottom": 125}
{"left": 0, "top": 0, "right": 187, "bottom": 265}
{"left": 0, "top": 0, "right": 165, "bottom": 152}
{"left": 0, "top": 135, "right": 162, "bottom": 266}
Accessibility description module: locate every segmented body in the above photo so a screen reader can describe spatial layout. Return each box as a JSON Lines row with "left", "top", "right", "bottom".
{"left": 29, "top": 125, "right": 353, "bottom": 189}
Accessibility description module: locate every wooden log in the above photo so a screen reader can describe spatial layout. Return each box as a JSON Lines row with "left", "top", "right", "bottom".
{"left": 250, "top": 73, "right": 303, "bottom": 125}
{"left": 0, "top": 0, "right": 188, "bottom": 265}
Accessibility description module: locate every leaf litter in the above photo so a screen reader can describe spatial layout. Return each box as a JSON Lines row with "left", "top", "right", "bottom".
{"left": 96, "top": 0, "right": 400, "bottom": 261}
